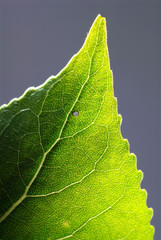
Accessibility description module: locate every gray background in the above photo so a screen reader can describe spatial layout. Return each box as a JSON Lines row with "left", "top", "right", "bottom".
{"left": 0, "top": 0, "right": 160, "bottom": 239}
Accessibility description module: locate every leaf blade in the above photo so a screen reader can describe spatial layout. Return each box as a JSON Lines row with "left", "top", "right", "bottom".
{"left": 0, "top": 15, "right": 154, "bottom": 239}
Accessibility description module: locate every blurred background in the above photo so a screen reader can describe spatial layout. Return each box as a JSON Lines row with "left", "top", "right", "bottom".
{"left": 0, "top": 0, "right": 160, "bottom": 238}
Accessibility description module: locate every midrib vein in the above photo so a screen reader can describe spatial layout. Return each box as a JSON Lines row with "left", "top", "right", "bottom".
{"left": 0, "top": 18, "right": 102, "bottom": 224}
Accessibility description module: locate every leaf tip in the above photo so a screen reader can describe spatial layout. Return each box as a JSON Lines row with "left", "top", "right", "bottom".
{"left": 93, "top": 14, "right": 106, "bottom": 26}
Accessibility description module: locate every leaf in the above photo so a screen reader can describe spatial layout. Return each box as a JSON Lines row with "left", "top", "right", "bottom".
{"left": 0, "top": 15, "right": 154, "bottom": 239}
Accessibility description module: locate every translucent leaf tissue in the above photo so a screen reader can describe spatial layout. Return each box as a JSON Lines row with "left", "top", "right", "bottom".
{"left": 0, "top": 15, "right": 154, "bottom": 239}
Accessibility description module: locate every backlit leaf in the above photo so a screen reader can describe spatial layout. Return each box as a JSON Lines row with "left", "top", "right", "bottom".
{"left": 0, "top": 15, "right": 154, "bottom": 239}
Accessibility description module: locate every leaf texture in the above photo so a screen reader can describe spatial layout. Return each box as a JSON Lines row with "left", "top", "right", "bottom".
{"left": 0, "top": 15, "right": 154, "bottom": 239}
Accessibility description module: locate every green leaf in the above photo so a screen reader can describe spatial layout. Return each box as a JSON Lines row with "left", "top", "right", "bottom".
{"left": 0, "top": 15, "right": 154, "bottom": 239}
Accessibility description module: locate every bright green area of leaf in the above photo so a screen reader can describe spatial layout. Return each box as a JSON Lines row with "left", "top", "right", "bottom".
{"left": 0, "top": 15, "right": 154, "bottom": 239}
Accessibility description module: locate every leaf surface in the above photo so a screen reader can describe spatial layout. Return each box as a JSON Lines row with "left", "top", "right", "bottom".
{"left": 0, "top": 15, "right": 154, "bottom": 239}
